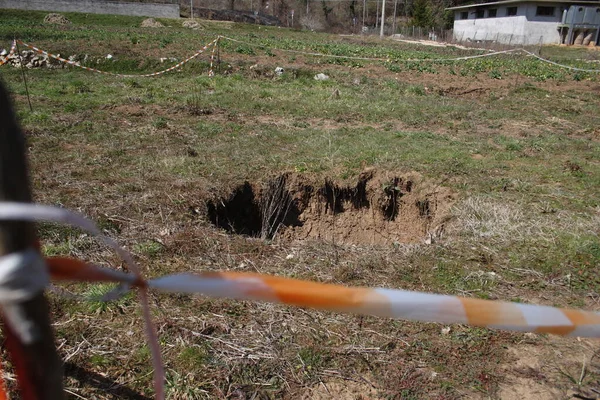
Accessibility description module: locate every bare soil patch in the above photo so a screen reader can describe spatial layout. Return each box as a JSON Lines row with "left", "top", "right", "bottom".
{"left": 500, "top": 337, "right": 600, "bottom": 400}
{"left": 303, "top": 379, "right": 378, "bottom": 399}
{"left": 207, "top": 169, "right": 454, "bottom": 245}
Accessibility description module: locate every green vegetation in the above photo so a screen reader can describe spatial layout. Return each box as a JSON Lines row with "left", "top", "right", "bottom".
{"left": 1, "top": 9, "right": 600, "bottom": 399}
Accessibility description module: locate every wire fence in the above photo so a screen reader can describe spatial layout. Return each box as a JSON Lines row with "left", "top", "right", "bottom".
{"left": 4, "top": 35, "right": 600, "bottom": 76}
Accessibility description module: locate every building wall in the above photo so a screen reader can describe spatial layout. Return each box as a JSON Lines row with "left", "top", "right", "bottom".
{"left": 453, "top": 16, "right": 528, "bottom": 44}
{"left": 523, "top": 2, "right": 563, "bottom": 43}
{"left": 453, "top": 2, "right": 564, "bottom": 45}
{"left": 0, "top": 0, "right": 180, "bottom": 18}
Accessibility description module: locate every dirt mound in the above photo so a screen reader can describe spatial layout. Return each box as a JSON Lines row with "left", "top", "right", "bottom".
{"left": 141, "top": 18, "right": 164, "bottom": 28}
{"left": 206, "top": 170, "right": 454, "bottom": 245}
{"left": 43, "top": 13, "right": 70, "bottom": 25}
{"left": 182, "top": 20, "right": 203, "bottom": 30}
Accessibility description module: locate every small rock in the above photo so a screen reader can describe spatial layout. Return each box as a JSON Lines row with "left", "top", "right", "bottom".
{"left": 285, "top": 254, "right": 294, "bottom": 260}
{"left": 274, "top": 66, "right": 284, "bottom": 76}
{"left": 159, "top": 228, "right": 172, "bottom": 236}
{"left": 441, "top": 327, "right": 451, "bottom": 335}
{"left": 314, "top": 73, "right": 329, "bottom": 81}
{"left": 106, "top": 54, "right": 113, "bottom": 60}
{"left": 424, "top": 233, "right": 434, "bottom": 245}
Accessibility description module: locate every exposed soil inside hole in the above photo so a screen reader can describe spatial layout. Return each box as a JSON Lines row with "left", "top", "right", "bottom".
{"left": 207, "top": 169, "right": 454, "bottom": 245}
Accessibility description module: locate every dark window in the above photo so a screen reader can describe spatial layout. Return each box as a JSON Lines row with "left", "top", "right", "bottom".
{"left": 475, "top": 9, "right": 485, "bottom": 18}
{"left": 461, "top": 11, "right": 468, "bottom": 19}
{"left": 488, "top": 9, "right": 497, "bottom": 17}
{"left": 506, "top": 6, "right": 518, "bottom": 16}
{"left": 536, "top": 6, "right": 555, "bottom": 16}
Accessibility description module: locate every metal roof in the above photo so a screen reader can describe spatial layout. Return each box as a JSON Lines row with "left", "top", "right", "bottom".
{"left": 447, "top": 1, "right": 600, "bottom": 11}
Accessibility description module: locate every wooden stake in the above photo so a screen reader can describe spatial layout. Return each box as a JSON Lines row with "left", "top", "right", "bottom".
{"left": 217, "top": 39, "right": 221, "bottom": 74}
{"left": 0, "top": 81, "right": 64, "bottom": 399}
{"left": 14, "top": 40, "right": 33, "bottom": 112}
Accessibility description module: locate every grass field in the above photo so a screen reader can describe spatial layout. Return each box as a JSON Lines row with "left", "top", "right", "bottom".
{"left": 1, "top": 9, "right": 600, "bottom": 399}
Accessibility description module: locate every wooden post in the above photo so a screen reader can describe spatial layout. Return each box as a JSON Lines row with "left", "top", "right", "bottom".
{"left": 217, "top": 39, "right": 221, "bottom": 74}
{"left": 0, "top": 81, "right": 64, "bottom": 399}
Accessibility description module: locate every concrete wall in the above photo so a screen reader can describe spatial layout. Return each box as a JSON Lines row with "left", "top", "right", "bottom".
{"left": 453, "top": 2, "right": 563, "bottom": 45}
{"left": 0, "top": 0, "right": 180, "bottom": 18}
{"left": 523, "top": 2, "right": 563, "bottom": 43}
{"left": 454, "top": 16, "right": 528, "bottom": 44}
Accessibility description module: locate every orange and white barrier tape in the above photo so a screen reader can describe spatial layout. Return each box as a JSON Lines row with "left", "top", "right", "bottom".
{"left": 15, "top": 38, "right": 218, "bottom": 78}
{"left": 0, "top": 40, "right": 17, "bottom": 67}
{"left": 1, "top": 201, "right": 600, "bottom": 399}
{"left": 0, "top": 202, "right": 164, "bottom": 399}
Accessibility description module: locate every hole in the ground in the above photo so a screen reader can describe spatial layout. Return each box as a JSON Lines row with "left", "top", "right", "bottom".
{"left": 207, "top": 170, "right": 454, "bottom": 245}
{"left": 382, "top": 177, "right": 403, "bottom": 221}
{"left": 206, "top": 174, "right": 303, "bottom": 240}
{"left": 319, "top": 174, "right": 370, "bottom": 215}
{"left": 417, "top": 199, "right": 431, "bottom": 218}
{"left": 207, "top": 182, "right": 262, "bottom": 236}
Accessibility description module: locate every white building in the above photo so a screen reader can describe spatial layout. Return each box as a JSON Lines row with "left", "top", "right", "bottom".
{"left": 448, "top": 1, "right": 600, "bottom": 45}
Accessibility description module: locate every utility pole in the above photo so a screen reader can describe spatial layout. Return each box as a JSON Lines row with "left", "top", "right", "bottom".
{"left": 379, "top": 0, "right": 386, "bottom": 37}
{"left": 362, "top": 0, "right": 366, "bottom": 32}
{"left": 375, "top": 0, "right": 379, "bottom": 29}
{"left": 392, "top": 0, "right": 398, "bottom": 35}
{"left": 190, "top": 0, "right": 193, "bottom": 18}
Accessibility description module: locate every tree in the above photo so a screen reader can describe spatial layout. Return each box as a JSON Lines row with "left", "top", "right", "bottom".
{"left": 411, "top": 0, "right": 432, "bottom": 28}
{"left": 321, "top": 0, "right": 333, "bottom": 22}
